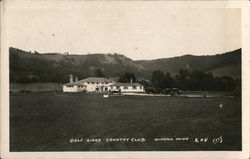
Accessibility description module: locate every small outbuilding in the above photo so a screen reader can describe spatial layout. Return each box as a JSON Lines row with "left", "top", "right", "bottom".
{"left": 111, "top": 82, "right": 144, "bottom": 93}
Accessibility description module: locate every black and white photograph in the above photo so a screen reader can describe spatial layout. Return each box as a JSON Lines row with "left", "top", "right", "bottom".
{"left": 1, "top": 0, "right": 249, "bottom": 159}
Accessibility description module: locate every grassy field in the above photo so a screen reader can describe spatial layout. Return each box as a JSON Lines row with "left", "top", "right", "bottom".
{"left": 10, "top": 92, "right": 241, "bottom": 151}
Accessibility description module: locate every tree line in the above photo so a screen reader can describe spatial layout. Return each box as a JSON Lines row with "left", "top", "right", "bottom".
{"left": 115, "top": 70, "right": 240, "bottom": 92}
{"left": 149, "top": 69, "right": 240, "bottom": 91}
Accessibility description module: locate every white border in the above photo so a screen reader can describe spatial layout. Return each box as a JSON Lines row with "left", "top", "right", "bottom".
{"left": 1, "top": 1, "right": 249, "bottom": 159}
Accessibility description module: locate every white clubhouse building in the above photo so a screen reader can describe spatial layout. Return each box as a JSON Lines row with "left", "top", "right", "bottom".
{"left": 63, "top": 75, "right": 144, "bottom": 93}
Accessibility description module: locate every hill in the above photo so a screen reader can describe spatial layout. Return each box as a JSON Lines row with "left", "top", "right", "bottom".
{"left": 136, "top": 49, "right": 241, "bottom": 79}
{"left": 9, "top": 47, "right": 146, "bottom": 83}
{"left": 9, "top": 47, "right": 241, "bottom": 83}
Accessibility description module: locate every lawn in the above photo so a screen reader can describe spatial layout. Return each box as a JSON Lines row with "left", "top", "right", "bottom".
{"left": 10, "top": 92, "right": 241, "bottom": 151}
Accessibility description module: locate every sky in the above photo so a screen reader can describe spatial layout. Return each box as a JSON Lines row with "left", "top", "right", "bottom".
{"left": 4, "top": 1, "right": 241, "bottom": 60}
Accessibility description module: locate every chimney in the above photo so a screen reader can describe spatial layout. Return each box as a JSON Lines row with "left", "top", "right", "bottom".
{"left": 130, "top": 78, "right": 133, "bottom": 84}
{"left": 75, "top": 76, "right": 78, "bottom": 82}
{"left": 69, "top": 74, "right": 73, "bottom": 83}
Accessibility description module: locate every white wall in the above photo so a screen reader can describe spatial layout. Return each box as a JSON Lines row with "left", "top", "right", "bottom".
{"left": 111, "top": 85, "right": 144, "bottom": 93}
{"left": 121, "top": 86, "right": 144, "bottom": 92}
{"left": 63, "top": 85, "right": 78, "bottom": 92}
{"left": 63, "top": 85, "right": 86, "bottom": 92}
{"left": 84, "top": 82, "right": 115, "bottom": 92}
{"left": 76, "top": 86, "right": 86, "bottom": 92}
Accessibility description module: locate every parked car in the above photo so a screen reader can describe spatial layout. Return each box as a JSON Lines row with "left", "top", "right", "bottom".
{"left": 170, "top": 88, "right": 182, "bottom": 96}
{"left": 162, "top": 88, "right": 182, "bottom": 96}
{"left": 109, "top": 89, "right": 121, "bottom": 95}
{"left": 163, "top": 88, "right": 172, "bottom": 94}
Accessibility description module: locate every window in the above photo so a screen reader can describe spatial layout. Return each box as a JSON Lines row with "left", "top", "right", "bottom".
{"left": 140, "top": 86, "right": 142, "bottom": 89}
{"left": 105, "top": 87, "right": 108, "bottom": 91}
{"left": 87, "top": 82, "right": 90, "bottom": 84}
{"left": 91, "top": 82, "right": 95, "bottom": 84}
{"left": 111, "top": 86, "right": 113, "bottom": 89}
{"left": 124, "top": 86, "right": 128, "bottom": 89}
{"left": 116, "top": 86, "right": 120, "bottom": 89}
{"left": 132, "top": 86, "right": 137, "bottom": 89}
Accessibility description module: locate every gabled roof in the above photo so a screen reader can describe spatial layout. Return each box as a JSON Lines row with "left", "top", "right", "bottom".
{"left": 113, "top": 82, "right": 143, "bottom": 87}
{"left": 64, "top": 77, "right": 114, "bottom": 86}
{"left": 79, "top": 77, "right": 113, "bottom": 83}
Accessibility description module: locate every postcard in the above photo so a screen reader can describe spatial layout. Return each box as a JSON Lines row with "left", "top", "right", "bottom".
{"left": 1, "top": 0, "right": 249, "bottom": 159}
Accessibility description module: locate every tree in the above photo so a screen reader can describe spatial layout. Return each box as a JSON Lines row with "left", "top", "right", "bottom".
{"left": 94, "top": 68, "right": 105, "bottom": 77}
{"left": 220, "top": 76, "right": 236, "bottom": 91}
{"left": 189, "top": 70, "right": 206, "bottom": 90}
{"left": 119, "top": 72, "right": 137, "bottom": 83}
{"left": 174, "top": 69, "right": 191, "bottom": 90}
{"left": 151, "top": 70, "right": 165, "bottom": 88}
{"left": 179, "top": 69, "right": 189, "bottom": 80}
{"left": 163, "top": 72, "right": 174, "bottom": 88}
{"left": 138, "top": 79, "right": 150, "bottom": 89}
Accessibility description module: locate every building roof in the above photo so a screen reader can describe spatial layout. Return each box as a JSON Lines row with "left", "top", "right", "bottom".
{"left": 64, "top": 77, "right": 113, "bottom": 86}
{"left": 79, "top": 77, "right": 113, "bottom": 83}
{"left": 113, "top": 82, "right": 143, "bottom": 87}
